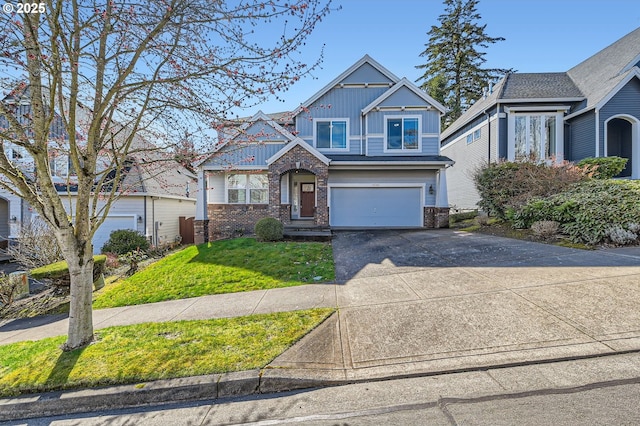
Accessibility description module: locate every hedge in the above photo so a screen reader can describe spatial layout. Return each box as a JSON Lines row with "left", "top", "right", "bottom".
{"left": 30, "top": 255, "right": 107, "bottom": 285}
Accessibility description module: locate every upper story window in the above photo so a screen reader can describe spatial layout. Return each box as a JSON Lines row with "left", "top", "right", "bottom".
{"left": 509, "top": 113, "right": 561, "bottom": 161}
{"left": 466, "top": 128, "right": 481, "bottom": 144}
{"left": 49, "top": 153, "right": 69, "bottom": 178}
{"left": 385, "top": 116, "right": 420, "bottom": 151}
{"left": 227, "top": 173, "right": 268, "bottom": 204}
{"left": 315, "top": 119, "right": 348, "bottom": 150}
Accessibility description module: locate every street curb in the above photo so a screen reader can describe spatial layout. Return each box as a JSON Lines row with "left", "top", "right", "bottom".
{"left": 5, "top": 350, "right": 640, "bottom": 421}
{"left": 0, "top": 367, "right": 351, "bottom": 422}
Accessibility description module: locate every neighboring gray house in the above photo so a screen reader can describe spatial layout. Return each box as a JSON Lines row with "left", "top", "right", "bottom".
{"left": 441, "top": 27, "right": 640, "bottom": 210}
{"left": 0, "top": 89, "right": 197, "bottom": 253}
{"left": 195, "top": 55, "right": 453, "bottom": 241}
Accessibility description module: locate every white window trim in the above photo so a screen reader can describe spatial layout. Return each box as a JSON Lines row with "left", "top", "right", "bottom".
{"left": 507, "top": 112, "right": 564, "bottom": 161}
{"left": 383, "top": 115, "right": 422, "bottom": 153}
{"left": 224, "top": 172, "right": 269, "bottom": 204}
{"left": 312, "top": 118, "right": 350, "bottom": 152}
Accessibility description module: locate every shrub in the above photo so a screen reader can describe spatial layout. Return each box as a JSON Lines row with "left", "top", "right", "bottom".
{"left": 7, "top": 219, "right": 63, "bottom": 269}
{"left": 254, "top": 217, "right": 283, "bottom": 241}
{"left": 30, "top": 255, "right": 107, "bottom": 287}
{"left": 119, "top": 249, "right": 148, "bottom": 276}
{"left": 449, "top": 210, "right": 478, "bottom": 223}
{"left": 576, "top": 156, "right": 628, "bottom": 179}
{"left": 101, "top": 229, "right": 150, "bottom": 255}
{"left": 473, "top": 159, "right": 588, "bottom": 219}
{"left": 513, "top": 180, "right": 640, "bottom": 245}
{"left": 0, "top": 272, "right": 18, "bottom": 307}
{"left": 530, "top": 220, "right": 560, "bottom": 240}
{"left": 605, "top": 225, "right": 638, "bottom": 245}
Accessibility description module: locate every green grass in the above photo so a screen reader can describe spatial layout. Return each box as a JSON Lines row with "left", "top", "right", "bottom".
{"left": 94, "top": 238, "right": 335, "bottom": 308}
{"left": 0, "top": 309, "right": 334, "bottom": 397}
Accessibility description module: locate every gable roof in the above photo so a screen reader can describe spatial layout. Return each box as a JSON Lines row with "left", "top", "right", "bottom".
{"left": 362, "top": 78, "right": 446, "bottom": 114}
{"left": 265, "top": 137, "right": 330, "bottom": 166}
{"left": 501, "top": 73, "right": 583, "bottom": 100}
{"left": 442, "top": 27, "right": 640, "bottom": 142}
{"left": 195, "top": 110, "right": 297, "bottom": 167}
{"left": 292, "top": 55, "right": 400, "bottom": 116}
{"left": 440, "top": 76, "right": 507, "bottom": 141}
{"left": 567, "top": 27, "right": 640, "bottom": 110}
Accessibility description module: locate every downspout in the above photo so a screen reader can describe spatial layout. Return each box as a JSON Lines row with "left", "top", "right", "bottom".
{"left": 143, "top": 195, "right": 147, "bottom": 241}
{"left": 360, "top": 112, "right": 364, "bottom": 155}
{"left": 152, "top": 196, "right": 156, "bottom": 247}
{"left": 485, "top": 109, "right": 491, "bottom": 161}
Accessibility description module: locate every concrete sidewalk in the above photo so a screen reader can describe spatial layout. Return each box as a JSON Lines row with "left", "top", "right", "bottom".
{"left": 2, "top": 230, "right": 640, "bottom": 420}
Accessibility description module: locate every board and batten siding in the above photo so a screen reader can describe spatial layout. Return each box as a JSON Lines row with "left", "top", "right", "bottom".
{"left": 328, "top": 169, "right": 438, "bottom": 206}
{"left": 340, "top": 62, "right": 395, "bottom": 84}
{"left": 206, "top": 142, "right": 286, "bottom": 169}
{"left": 366, "top": 110, "right": 440, "bottom": 156}
{"left": 295, "top": 86, "right": 389, "bottom": 139}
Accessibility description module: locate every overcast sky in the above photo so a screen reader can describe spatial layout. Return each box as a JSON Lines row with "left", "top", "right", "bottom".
{"left": 242, "top": 0, "right": 640, "bottom": 116}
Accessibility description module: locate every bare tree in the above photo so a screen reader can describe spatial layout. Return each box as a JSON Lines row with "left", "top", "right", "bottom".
{"left": 0, "top": 0, "right": 333, "bottom": 350}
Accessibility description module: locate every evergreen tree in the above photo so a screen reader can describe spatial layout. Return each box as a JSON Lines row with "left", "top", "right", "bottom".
{"left": 416, "top": 0, "right": 510, "bottom": 127}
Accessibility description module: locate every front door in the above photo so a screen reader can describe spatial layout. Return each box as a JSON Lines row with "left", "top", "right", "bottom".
{"left": 300, "top": 183, "right": 315, "bottom": 218}
{"left": 607, "top": 118, "right": 633, "bottom": 177}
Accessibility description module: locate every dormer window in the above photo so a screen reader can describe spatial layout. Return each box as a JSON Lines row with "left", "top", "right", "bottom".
{"left": 314, "top": 119, "right": 348, "bottom": 150}
{"left": 385, "top": 116, "right": 421, "bottom": 151}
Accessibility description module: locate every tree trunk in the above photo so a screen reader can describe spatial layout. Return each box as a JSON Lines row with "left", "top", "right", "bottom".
{"left": 63, "top": 255, "right": 95, "bottom": 351}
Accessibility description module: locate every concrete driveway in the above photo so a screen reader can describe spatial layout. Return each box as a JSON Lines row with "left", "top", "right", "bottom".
{"left": 269, "top": 229, "right": 640, "bottom": 383}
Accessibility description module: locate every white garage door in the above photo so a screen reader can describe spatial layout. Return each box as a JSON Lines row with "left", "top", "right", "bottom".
{"left": 93, "top": 215, "right": 137, "bottom": 254}
{"left": 330, "top": 187, "right": 423, "bottom": 227}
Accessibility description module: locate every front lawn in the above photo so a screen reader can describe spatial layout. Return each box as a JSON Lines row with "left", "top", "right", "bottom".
{"left": 0, "top": 308, "right": 334, "bottom": 397}
{"left": 93, "top": 238, "right": 334, "bottom": 308}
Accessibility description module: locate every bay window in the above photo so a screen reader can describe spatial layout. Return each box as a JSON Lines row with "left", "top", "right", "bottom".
{"left": 508, "top": 111, "right": 563, "bottom": 161}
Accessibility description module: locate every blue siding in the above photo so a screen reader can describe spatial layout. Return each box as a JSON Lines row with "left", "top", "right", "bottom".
{"left": 599, "top": 77, "right": 640, "bottom": 154}
{"left": 567, "top": 110, "right": 596, "bottom": 161}
{"left": 378, "top": 87, "right": 429, "bottom": 108}
{"left": 205, "top": 142, "right": 286, "bottom": 168}
{"left": 295, "top": 86, "right": 388, "bottom": 138}
{"left": 367, "top": 110, "right": 439, "bottom": 134}
{"left": 340, "top": 63, "right": 395, "bottom": 84}
{"left": 233, "top": 121, "right": 291, "bottom": 142}
{"left": 366, "top": 110, "right": 440, "bottom": 156}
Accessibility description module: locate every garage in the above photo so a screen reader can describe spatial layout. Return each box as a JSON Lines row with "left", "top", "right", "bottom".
{"left": 329, "top": 186, "right": 423, "bottom": 227}
{"left": 93, "top": 215, "right": 137, "bottom": 254}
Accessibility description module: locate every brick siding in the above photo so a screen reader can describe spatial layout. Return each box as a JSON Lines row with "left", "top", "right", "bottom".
{"left": 424, "top": 207, "right": 450, "bottom": 229}
{"left": 268, "top": 144, "right": 329, "bottom": 226}
{"left": 207, "top": 204, "right": 270, "bottom": 240}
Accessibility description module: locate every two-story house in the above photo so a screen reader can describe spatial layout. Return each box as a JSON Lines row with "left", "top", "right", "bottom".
{"left": 441, "top": 27, "right": 640, "bottom": 210}
{"left": 0, "top": 87, "right": 197, "bottom": 253}
{"left": 194, "top": 55, "right": 453, "bottom": 242}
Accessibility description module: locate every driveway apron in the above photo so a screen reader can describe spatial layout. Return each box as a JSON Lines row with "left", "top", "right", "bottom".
{"left": 268, "top": 229, "right": 640, "bottom": 382}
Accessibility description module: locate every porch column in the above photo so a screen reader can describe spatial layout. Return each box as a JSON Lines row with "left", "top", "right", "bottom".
{"left": 194, "top": 169, "right": 209, "bottom": 244}
{"left": 436, "top": 168, "right": 449, "bottom": 208}
{"left": 195, "top": 169, "right": 208, "bottom": 220}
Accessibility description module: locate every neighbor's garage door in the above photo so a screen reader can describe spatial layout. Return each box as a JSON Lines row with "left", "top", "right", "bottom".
{"left": 93, "top": 215, "right": 136, "bottom": 254}
{"left": 330, "top": 187, "right": 422, "bottom": 227}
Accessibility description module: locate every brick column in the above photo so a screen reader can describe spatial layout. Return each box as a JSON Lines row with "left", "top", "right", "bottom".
{"left": 194, "top": 219, "right": 209, "bottom": 244}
